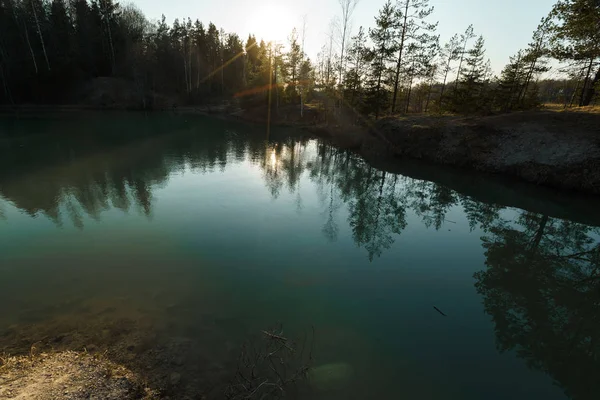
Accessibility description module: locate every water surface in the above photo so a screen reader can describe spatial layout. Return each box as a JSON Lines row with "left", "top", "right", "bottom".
{"left": 1, "top": 113, "right": 599, "bottom": 399}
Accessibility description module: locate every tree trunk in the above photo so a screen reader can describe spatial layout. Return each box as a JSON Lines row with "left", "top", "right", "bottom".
{"left": 438, "top": 58, "right": 452, "bottom": 105}
{"left": 326, "top": 34, "right": 333, "bottom": 87}
{"left": 579, "top": 58, "right": 593, "bottom": 107}
{"left": 274, "top": 51, "right": 279, "bottom": 111}
{"left": 391, "top": 1, "right": 410, "bottom": 113}
{"left": 267, "top": 47, "right": 272, "bottom": 138}
{"left": 507, "top": 52, "right": 522, "bottom": 110}
{"left": 529, "top": 215, "right": 548, "bottom": 254}
{"left": 31, "top": 0, "right": 50, "bottom": 71}
{"left": 454, "top": 37, "right": 469, "bottom": 91}
{"left": 519, "top": 57, "right": 537, "bottom": 107}
{"left": 339, "top": 25, "right": 347, "bottom": 89}
{"left": 0, "top": 60, "right": 13, "bottom": 104}
{"left": 197, "top": 54, "right": 201, "bottom": 90}
{"left": 405, "top": 66, "right": 414, "bottom": 113}
{"left": 518, "top": 31, "right": 545, "bottom": 106}
{"left": 101, "top": 1, "right": 116, "bottom": 74}
{"left": 582, "top": 64, "right": 599, "bottom": 106}
{"left": 22, "top": 20, "right": 39, "bottom": 74}
{"left": 424, "top": 79, "right": 433, "bottom": 112}
{"left": 183, "top": 43, "right": 189, "bottom": 93}
{"left": 375, "top": 55, "right": 384, "bottom": 119}
{"left": 189, "top": 39, "right": 192, "bottom": 94}
{"left": 568, "top": 78, "right": 582, "bottom": 108}
{"left": 220, "top": 33, "right": 224, "bottom": 96}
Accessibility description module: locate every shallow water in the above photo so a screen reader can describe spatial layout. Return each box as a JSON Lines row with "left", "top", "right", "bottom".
{"left": 1, "top": 113, "right": 599, "bottom": 399}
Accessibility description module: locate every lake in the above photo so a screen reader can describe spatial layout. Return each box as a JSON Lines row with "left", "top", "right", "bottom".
{"left": 1, "top": 113, "right": 599, "bottom": 399}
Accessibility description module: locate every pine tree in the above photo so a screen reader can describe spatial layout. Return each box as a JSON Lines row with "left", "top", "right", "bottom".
{"left": 402, "top": 33, "right": 438, "bottom": 112}
{"left": 438, "top": 33, "right": 460, "bottom": 106}
{"left": 285, "top": 28, "right": 302, "bottom": 103}
{"left": 344, "top": 26, "right": 369, "bottom": 108}
{"left": 299, "top": 58, "right": 314, "bottom": 104}
{"left": 390, "top": 0, "right": 437, "bottom": 113}
{"left": 548, "top": 0, "right": 599, "bottom": 106}
{"left": 366, "top": 0, "right": 397, "bottom": 119}
{"left": 518, "top": 17, "right": 550, "bottom": 107}
{"left": 193, "top": 20, "right": 207, "bottom": 92}
{"left": 496, "top": 50, "right": 528, "bottom": 111}
{"left": 451, "top": 35, "right": 488, "bottom": 112}
{"left": 453, "top": 24, "right": 476, "bottom": 91}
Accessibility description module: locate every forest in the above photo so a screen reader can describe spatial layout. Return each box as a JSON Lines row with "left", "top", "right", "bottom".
{"left": 0, "top": 0, "right": 598, "bottom": 115}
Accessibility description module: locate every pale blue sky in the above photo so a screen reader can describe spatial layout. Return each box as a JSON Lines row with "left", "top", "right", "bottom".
{"left": 132, "top": 0, "right": 556, "bottom": 73}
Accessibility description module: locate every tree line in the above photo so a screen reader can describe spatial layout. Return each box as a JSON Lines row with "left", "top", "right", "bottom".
{"left": 0, "top": 0, "right": 598, "bottom": 114}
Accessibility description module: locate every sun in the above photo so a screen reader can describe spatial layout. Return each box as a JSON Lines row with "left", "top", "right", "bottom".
{"left": 246, "top": 3, "right": 293, "bottom": 44}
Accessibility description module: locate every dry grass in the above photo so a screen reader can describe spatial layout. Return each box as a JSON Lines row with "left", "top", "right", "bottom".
{"left": 542, "top": 103, "right": 600, "bottom": 114}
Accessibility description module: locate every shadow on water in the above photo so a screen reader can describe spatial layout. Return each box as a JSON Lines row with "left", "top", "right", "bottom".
{"left": 0, "top": 113, "right": 599, "bottom": 399}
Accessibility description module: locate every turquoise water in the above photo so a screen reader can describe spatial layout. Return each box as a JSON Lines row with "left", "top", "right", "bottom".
{"left": 1, "top": 113, "right": 599, "bottom": 399}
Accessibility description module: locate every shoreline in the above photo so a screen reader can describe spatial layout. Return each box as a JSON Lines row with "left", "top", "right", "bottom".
{"left": 301, "top": 110, "right": 600, "bottom": 197}
{"left": 2, "top": 105, "right": 599, "bottom": 196}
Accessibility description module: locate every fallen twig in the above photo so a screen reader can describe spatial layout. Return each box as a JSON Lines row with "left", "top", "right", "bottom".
{"left": 433, "top": 306, "right": 447, "bottom": 316}
{"left": 261, "top": 331, "right": 287, "bottom": 341}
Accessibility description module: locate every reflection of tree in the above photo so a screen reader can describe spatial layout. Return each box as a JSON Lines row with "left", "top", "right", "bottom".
{"left": 348, "top": 170, "right": 407, "bottom": 261}
{"left": 0, "top": 116, "right": 243, "bottom": 228}
{"left": 259, "top": 137, "right": 525, "bottom": 260}
{"left": 407, "top": 180, "right": 456, "bottom": 230}
{"left": 261, "top": 144, "right": 285, "bottom": 199}
{"left": 474, "top": 212, "right": 600, "bottom": 399}
{"left": 461, "top": 196, "right": 502, "bottom": 232}
{"left": 322, "top": 183, "right": 341, "bottom": 242}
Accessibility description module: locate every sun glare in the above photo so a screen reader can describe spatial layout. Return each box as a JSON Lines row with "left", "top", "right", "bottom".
{"left": 247, "top": 4, "right": 293, "bottom": 44}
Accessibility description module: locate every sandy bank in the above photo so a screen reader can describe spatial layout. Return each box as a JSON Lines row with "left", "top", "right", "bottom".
{"left": 0, "top": 351, "right": 157, "bottom": 399}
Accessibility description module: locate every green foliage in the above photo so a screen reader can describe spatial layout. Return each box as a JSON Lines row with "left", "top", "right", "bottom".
{"left": 448, "top": 36, "right": 492, "bottom": 113}
{"left": 495, "top": 51, "right": 529, "bottom": 111}
{"left": 365, "top": 0, "right": 398, "bottom": 118}
{"left": 548, "top": 0, "right": 600, "bottom": 106}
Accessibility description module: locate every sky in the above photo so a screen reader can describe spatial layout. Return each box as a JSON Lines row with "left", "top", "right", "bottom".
{"left": 131, "top": 0, "right": 557, "bottom": 74}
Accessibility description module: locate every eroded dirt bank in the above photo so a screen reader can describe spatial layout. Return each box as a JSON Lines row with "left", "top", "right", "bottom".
{"left": 363, "top": 111, "right": 600, "bottom": 195}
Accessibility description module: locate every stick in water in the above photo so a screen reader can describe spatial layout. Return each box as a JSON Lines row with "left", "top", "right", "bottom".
{"left": 433, "top": 306, "right": 447, "bottom": 316}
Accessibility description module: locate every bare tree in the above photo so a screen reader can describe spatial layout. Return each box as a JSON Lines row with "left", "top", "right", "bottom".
{"left": 337, "top": 0, "right": 359, "bottom": 92}
{"left": 220, "top": 28, "right": 225, "bottom": 95}
{"left": 325, "top": 18, "right": 338, "bottom": 89}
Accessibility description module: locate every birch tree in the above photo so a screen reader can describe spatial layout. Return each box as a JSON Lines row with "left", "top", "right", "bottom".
{"left": 337, "top": 0, "right": 359, "bottom": 91}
